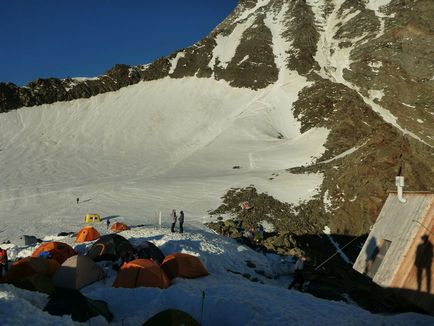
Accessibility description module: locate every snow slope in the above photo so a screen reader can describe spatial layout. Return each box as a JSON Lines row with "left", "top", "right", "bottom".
{"left": 1, "top": 75, "right": 431, "bottom": 325}
{"left": 0, "top": 77, "right": 327, "bottom": 241}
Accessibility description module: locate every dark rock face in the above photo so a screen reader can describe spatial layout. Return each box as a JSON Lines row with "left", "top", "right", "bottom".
{"left": 209, "top": 186, "right": 325, "bottom": 236}
{"left": 0, "top": 60, "right": 171, "bottom": 113}
{"left": 169, "top": 39, "right": 215, "bottom": 79}
{"left": 284, "top": 1, "right": 320, "bottom": 75}
{"left": 214, "top": 15, "right": 279, "bottom": 89}
{"left": 0, "top": 83, "right": 21, "bottom": 112}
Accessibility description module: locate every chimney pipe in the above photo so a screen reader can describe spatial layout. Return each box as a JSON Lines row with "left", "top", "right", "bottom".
{"left": 395, "top": 176, "right": 406, "bottom": 203}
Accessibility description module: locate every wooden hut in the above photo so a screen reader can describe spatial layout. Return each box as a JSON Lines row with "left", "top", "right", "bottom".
{"left": 353, "top": 189, "right": 434, "bottom": 314}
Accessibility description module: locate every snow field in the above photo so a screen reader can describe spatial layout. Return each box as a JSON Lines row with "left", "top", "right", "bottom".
{"left": 0, "top": 76, "right": 328, "bottom": 241}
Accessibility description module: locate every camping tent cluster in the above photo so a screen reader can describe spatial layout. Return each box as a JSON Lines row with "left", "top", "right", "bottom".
{"left": 0, "top": 231, "right": 208, "bottom": 323}
{"left": 86, "top": 235, "right": 209, "bottom": 288}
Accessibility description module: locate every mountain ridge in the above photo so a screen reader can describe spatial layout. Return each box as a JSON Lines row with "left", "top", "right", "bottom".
{"left": 0, "top": 0, "right": 433, "bottom": 235}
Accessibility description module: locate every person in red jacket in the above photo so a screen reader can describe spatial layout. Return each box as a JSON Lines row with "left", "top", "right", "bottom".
{"left": 0, "top": 247, "right": 8, "bottom": 277}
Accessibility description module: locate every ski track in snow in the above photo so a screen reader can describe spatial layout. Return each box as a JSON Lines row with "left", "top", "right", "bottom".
{"left": 316, "top": 141, "right": 367, "bottom": 165}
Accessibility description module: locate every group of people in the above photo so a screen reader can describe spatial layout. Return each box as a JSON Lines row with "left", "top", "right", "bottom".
{"left": 244, "top": 224, "right": 265, "bottom": 245}
{"left": 171, "top": 209, "right": 185, "bottom": 233}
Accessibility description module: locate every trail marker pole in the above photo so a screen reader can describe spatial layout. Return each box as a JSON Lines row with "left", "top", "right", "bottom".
{"left": 200, "top": 290, "right": 205, "bottom": 325}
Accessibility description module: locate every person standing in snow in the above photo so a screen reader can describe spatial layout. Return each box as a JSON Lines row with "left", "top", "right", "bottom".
{"left": 171, "top": 209, "right": 177, "bottom": 232}
{"left": 106, "top": 218, "right": 111, "bottom": 230}
{"left": 0, "top": 247, "right": 8, "bottom": 276}
{"left": 179, "top": 211, "right": 185, "bottom": 233}
{"left": 76, "top": 197, "right": 79, "bottom": 204}
{"left": 288, "top": 255, "right": 307, "bottom": 291}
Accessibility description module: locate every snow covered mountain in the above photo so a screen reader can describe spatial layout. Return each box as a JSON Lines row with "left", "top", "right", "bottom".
{"left": 1, "top": 1, "right": 434, "bottom": 324}
{"left": 0, "top": 0, "right": 433, "bottom": 237}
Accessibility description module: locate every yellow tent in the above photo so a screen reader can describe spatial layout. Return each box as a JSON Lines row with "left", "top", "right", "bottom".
{"left": 85, "top": 214, "right": 101, "bottom": 223}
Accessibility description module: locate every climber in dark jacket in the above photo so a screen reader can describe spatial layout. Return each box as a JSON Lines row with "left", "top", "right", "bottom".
{"left": 171, "top": 209, "right": 177, "bottom": 232}
{"left": 179, "top": 211, "right": 185, "bottom": 233}
{"left": 288, "top": 255, "right": 307, "bottom": 291}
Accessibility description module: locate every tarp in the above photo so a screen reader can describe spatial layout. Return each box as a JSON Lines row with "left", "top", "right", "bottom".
{"left": 12, "top": 273, "right": 55, "bottom": 295}
{"left": 113, "top": 259, "right": 169, "bottom": 289}
{"left": 86, "top": 234, "right": 134, "bottom": 262}
{"left": 136, "top": 241, "right": 165, "bottom": 264}
{"left": 32, "top": 242, "right": 76, "bottom": 264}
{"left": 161, "top": 253, "right": 208, "bottom": 280}
{"left": 143, "top": 309, "right": 200, "bottom": 326}
{"left": 53, "top": 255, "right": 104, "bottom": 290}
{"left": 76, "top": 226, "right": 100, "bottom": 243}
{"left": 44, "top": 288, "right": 113, "bottom": 322}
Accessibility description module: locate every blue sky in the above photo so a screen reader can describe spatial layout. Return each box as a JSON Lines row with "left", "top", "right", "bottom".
{"left": 0, "top": 1, "right": 238, "bottom": 86}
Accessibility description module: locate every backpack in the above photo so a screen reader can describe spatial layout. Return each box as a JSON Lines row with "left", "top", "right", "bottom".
{"left": 38, "top": 251, "right": 53, "bottom": 259}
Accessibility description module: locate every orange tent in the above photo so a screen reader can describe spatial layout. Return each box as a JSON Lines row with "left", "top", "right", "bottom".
{"left": 113, "top": 259, "right": 169, "bottom": 289}
{"left": 111, "top": 222, "right": 129, "bottom": 232}
{"left": 0, "top": 257, "right": 60, "bottom": 283}
{"left": 32, "top": 242, "right": 76, "bottom": 264}
{"left": 76, "top": 226, "right": 101, "bottom": 243}
{"left": 161, "top": 253, "right": 208, "bottom": 280}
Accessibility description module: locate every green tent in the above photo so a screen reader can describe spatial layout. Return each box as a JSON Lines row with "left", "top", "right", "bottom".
{"left": 86, "top": 234, "right": 133, "bottom": 262}
{"left": 136, "top": 241, "right": 165, "bottom": 264}
{"left": 43, "top": 288, "right": 113, "bottom": 322}
{"left": 143, "top": 309, "right": 200, "bottom": 326}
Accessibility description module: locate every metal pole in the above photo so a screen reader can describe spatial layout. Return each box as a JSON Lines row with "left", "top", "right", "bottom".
{"left": 315, "top": 236, "right": 361, "bottom": 271}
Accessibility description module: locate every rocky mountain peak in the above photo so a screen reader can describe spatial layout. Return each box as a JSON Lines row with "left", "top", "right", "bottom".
{"left": 0, "top": 0, "right": 433, "bottom": 235}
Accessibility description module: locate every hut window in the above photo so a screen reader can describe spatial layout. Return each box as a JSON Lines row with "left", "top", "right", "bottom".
{"left": 367, "top": 239, "right": 392, "bottom": 278}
